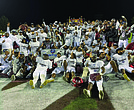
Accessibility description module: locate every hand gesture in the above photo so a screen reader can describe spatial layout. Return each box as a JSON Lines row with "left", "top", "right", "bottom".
{"left": 7, "top": 22, "right": 10, "bottom": 27}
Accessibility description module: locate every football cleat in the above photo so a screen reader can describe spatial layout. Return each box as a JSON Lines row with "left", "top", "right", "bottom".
{"left": 47, "top": 78, "right": 54, "bottom": 83}
{"left": 40, "top": 84, "right": 43, "bottom": 88}
{"left": 99, "top": 90, "right": 104, "bottom": 100}
{"left": 83, "top": 89, "right": 91, "bottom": 98}
{"left": 43, "top": 80, "right": 48, "bottom": 86}
{"left": 11, "top": 75, "right": 16, "bottom": 81}
{"left": 123, "top": 74, "right": 130, "bottom": 81}
{"left": 29, "top": 80, "right": 35, "bottom": 89}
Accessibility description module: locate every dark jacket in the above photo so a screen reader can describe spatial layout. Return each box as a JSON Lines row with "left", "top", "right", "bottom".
{"left": 107, "top": 28, "right": 118, "bottom": 42}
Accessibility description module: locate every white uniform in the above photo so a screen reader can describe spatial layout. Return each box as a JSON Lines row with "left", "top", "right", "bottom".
{"left": 110, "top": 47, "right": 117, "bottom": 58}
{"left": 66, "top": 57, "right": 76, "bottom": 72}
{"left": 52, "top": 55, "right": 66, "bottom": 74}
{"left": 19, "top": 43, "right": 28, "bottom": 56}
{"left": 65, "top": 33, "right": 72, "bottom": 46}
{"left": 29, "top": 41, "right": 40, "bottom": 54}
{"left": 32, "top": 56, "right": 52, "bottom": 86}
{"left": 0, "top": 37, "right": 13, "bottom": 50}
{"left": 86, "top": 46, "right": 99, "bottom": 54}
{"left": 0, "top": 55, "right": 10, "bottom": 70}
{"left": 87, "top": 60, "right": 104, "bottom": 91}
{"left": 38, "top": 33, "right": 47, "bottom": 43}
{"left": 113, "top": 50, "right": 134, "bottom": 73}
{"left": 33, "top": 57, "right": 52, "bottom": 77}
{"left": 76, "top": 51, "right": 83, "bottom": 64}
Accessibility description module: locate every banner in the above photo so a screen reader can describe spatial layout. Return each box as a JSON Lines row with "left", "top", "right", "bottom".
{"left": 41, "top": 49, "right": 65, "bottom": 59}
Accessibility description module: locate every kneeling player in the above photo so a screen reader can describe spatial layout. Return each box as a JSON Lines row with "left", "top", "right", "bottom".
{"left": 83, "top": 54, "right": 105, "bottom": 100}
{"left": 29, "top": 54, "right": 52, "bottom": 89}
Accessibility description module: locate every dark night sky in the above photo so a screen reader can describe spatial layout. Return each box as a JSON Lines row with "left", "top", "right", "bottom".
{"left": 0, "top": 0, "right": 134, "bottom": 29}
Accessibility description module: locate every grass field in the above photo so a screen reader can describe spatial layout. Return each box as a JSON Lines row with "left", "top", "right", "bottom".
{"left": 63, "top": 94, "right": 98, "bottom": 110}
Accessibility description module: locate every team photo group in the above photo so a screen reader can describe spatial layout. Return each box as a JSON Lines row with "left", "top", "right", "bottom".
{"left": 0, "top": 15, "right": 134, "bottom": 100}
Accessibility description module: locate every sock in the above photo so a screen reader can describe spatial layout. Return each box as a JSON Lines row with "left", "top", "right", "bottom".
{"left": 40, "top": 74, "right": 45, "bottom": 85}
{"left": 33, "top": 76, "right": 38, "bottom": 86}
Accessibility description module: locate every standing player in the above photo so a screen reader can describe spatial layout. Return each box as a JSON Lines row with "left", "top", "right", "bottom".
{"left": 19, "top": 37, "right": 28, "bottom": 56}
{"left": 29, "top": 36, "right": 40, "bottom": 54}
{"left": 83, "top": 54, "right": 105, "bottom": 100}
{"left": 29, "top": 54, "right": 52, "bottom": 89}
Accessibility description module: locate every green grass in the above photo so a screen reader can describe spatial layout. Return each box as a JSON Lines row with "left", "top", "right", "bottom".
{"left": 63, "top": 94, "right": 98, "bottom": 110}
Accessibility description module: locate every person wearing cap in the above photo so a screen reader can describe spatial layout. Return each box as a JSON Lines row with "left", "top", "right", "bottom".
{"left": 29, "top": 36, "right": 40, "bottom": 54}
{"left": 112, "top": 47, "right": 134, "bottom": 81}
{"left": 0, "top": 30, "right": 13, "bottom": 54}
{"left": 29, "top": 53, "right": 52, "bottom": 89}
{"left": 83, "top": 54, "right": 105, "bottom": 100}
{"left": 16, "top": 30, "right": 24, "bottom": 41}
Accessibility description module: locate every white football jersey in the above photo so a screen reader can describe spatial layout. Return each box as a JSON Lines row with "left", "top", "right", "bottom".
{"left": 54, "top": 55, "right": 66, "bottom": 67}
{"left": 67, "top": 57, "right": 76, "bottom": 67}
{"left": 112, "top": 52, "right": 129, "bottom": 67}
{"left": 29, "top": 41, "right": 40, "bottom": 53}
{"left": 36, "top": 57, "right": 52, "bottom": 69}
{"left": 20, "top": 43, "right": 28, "bottom": 53}
{"left": 87, "top": 60, "right": 104, "bottom": 74}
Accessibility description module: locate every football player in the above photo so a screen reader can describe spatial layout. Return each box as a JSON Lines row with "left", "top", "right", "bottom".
{"left": 29, "top": 54, "right": 52, "bottom": 89}
{"left": 83, "top": 54, "right": 105, "bottom": 100}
